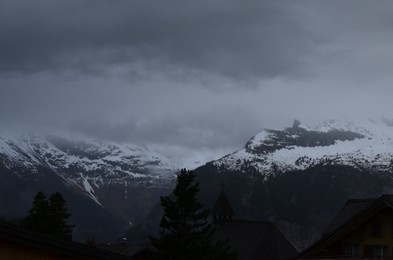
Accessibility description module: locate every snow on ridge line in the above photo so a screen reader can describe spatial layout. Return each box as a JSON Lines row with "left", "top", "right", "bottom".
{"left": 0, "top": 130, "right": 179, "bottom": 207}
{"left": 0, "top": 131, "right": 176, "bottom": 179}
{"left": 214, "top": 119, "right": 393, "bottom": 176}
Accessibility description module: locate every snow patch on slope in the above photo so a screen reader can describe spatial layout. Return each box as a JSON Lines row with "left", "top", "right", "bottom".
{"left": 79, "top": 173, "right": 102, "bottom": 206}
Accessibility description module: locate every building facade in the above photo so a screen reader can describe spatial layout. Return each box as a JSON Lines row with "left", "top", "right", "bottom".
{"left": 300, "top": 195, "right": 393, "bottom": 259}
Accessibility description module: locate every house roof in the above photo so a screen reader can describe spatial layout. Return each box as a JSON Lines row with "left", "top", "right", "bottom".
{"left": 213, "top": 219, "right": 298, "bottom": 260}
{"left": 211, "top": 190, "right": 235, "bottom": 217}
{"left": 0, "top": 221, "right": 129, "bottom": 259}
{"left": 99, "top": 242, "right": 155, "bottom": 257}
{"left": 322, "top": 198, "right": 375, "bottom": 235}
{"left": 299, "top": 194, "right": 393, "bottom": 258}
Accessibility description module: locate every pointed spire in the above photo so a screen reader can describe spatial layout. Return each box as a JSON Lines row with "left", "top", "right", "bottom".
{"left": 212, "top": 184, "right": 234, "bottom": 223}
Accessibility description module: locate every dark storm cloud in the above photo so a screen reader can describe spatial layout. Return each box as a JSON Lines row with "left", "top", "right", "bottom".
{"left": 2, "top": 0, "right": 393, "bottom": 167}
{"left": 0, "top": 0, "right": 317, "bottom": 80}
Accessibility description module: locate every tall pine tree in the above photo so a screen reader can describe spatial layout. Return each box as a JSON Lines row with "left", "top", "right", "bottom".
{"left": 20, "top": 191, "right": 51, "bottom": 234}
{"left": 150, "top": 169, "right": 236, "bottom": 260}
{"left": 48, "top": 192, "right": 74, "bottom": 240}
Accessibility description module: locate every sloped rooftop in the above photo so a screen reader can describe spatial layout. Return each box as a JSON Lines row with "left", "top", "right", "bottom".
{"left": 214, "top": 219, "right": 298, "bottom": 260}
{"left": 322, "top": 198, "right": 374, "bottom": 235}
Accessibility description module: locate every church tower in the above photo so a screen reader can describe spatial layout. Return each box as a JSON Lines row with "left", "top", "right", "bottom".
{"left": 211, "top": 184, "right": 235, "bottom": 224}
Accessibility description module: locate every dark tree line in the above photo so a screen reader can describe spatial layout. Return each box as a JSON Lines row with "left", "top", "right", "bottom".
{"left": 20, "top": 191, "right": 74, "bottom": 241}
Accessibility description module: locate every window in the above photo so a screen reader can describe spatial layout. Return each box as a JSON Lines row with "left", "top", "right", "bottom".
{"left": 371, "top": 224, "right": 382, "bottom": 238}
{"left": 364, "top": 245, "right": 388, "bottom": 257}
{"left": 343, "top": 244, "right": 360, "bottom": 257}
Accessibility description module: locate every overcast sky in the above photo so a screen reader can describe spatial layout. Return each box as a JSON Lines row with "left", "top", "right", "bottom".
{"left": 1, "top": 0, "right": 393, "bottom": 167}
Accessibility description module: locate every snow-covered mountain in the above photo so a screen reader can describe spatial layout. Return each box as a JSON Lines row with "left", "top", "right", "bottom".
{"left": 214, "top": 119, "right": 393, "bottom": 178}
{"left": 0, "top": 130, "right": 175, "bottom": 201}
{"left": 0, "top": 129, "right": 177, "bottom": 241}
{"left": 174, "top": 118, "right": 393, "bottom": 248}
{"left": 5, "top": 118, "right": 393, "bottom": 244}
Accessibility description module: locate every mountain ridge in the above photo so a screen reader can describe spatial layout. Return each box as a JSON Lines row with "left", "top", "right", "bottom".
{"left": 213, "top": 118, "right": 393, "bottom": 178}
{"left": 2, "top": 118, "right": 393, "bottom": 245}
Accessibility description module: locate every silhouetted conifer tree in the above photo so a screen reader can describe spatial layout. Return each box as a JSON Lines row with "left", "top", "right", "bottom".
{"left": 48, "top": 192, "right": 74, "bottom": 240}
{"left": 20, "top": 191, "right": 51, "bottom": 234}
{"left": 150, "top": 169, "right": 236, "bottom": 260}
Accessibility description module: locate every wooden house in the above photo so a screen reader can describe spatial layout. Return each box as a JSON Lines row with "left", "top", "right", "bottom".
{"left": 299, "top": 194, "right": 393, "bottom": 259}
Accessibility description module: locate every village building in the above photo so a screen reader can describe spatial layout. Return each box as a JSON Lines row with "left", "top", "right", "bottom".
{"left": 0, "top": 221, "right": 129, "bottom": 260}
{"left": 299, "top": 194, "right": 393, "bottom": 259}
{"left": 212, "top": 188, "right": 298, "bottom": 260}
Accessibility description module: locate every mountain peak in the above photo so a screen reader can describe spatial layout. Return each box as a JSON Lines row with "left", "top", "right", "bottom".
{"left": 292, "top": 119, "right": 301, "bottom": 129}
{"left": 215, "top": 119, "right": 393, "bottom": 178}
